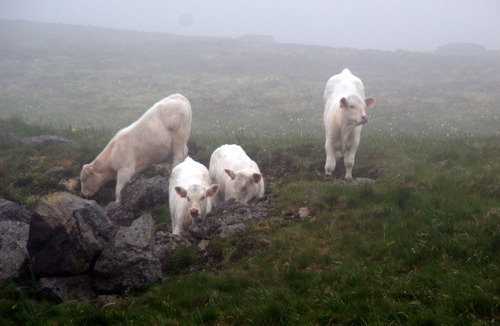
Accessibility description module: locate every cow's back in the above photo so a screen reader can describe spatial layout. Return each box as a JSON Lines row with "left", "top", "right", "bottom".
{"left": 324, "top": 69, "right": 365, "bottom": 105}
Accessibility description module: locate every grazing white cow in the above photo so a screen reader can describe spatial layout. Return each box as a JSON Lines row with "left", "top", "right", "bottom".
{"left": 209, "top": 144, "right": 264, "bottom": 206}
{"left": 168, "top": 157, "right": 220, "bottom": 236}
{"left": 80, "top": 94, "right": 192, "bottom": 202}
{"left": 323, "top": 68, "right": 375, "bottom": 180}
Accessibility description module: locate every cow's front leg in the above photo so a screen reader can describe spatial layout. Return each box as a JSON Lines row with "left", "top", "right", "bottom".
{"left": 324, "top": 138, "right": 336, "bottom": 175}
{"left": 115, "top": 167, "right": 135, "bottom": 202}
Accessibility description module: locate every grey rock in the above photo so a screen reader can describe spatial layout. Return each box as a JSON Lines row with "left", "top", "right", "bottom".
{"left": 0, "top": 130, "right": 18, "bottom": 144}
{"left": 0, "top": 220, "right": 30, "bottom": 284}
{"left": 189, "top": 196, "right": 274, "bottom": 240}
{"left": 28, "top": 192, "right": 115, "bottom": 277}
{"left": 93, "top": 214, "right": 161, "bottom": 293}
{"left": 120, "top": 176, "right": 169, "bottom": 212}
{"left": 0, "top": 198, "right": 32, "bottom": 223}
{"left": 38, "top": 275, "right": 95, "bottom": 302}
{"left": 44, "top": 166, "right": 67, "bottom": 175}
{"left": 104, "top": 201, "right": 139, "bottom": 227}
{"left": 219, "top": 223, "right": 246, "bottom": 238}
{"left": 21, "top": 135, "right": 76, "bottom": 146}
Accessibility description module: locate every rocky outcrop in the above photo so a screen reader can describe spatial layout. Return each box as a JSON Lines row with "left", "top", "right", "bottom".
{"left": 0, "top": 187, "right": 276, "bottom": 301}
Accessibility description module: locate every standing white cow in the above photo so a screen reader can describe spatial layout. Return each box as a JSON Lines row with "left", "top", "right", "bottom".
{"left": 169, "top": 157, "right": 220, "bottom": 236}
{"left": 80, "top": 94, "right": 192, "bottom": 202}
{"left": 323, "top": 69, "right": 375, "bottom": 180}
{"left": 209, "top": 144, "right": 265, "bottom": 206}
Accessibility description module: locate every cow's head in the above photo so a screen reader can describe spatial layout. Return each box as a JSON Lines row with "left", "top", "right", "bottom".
{"left": 175, "top": 184, "right": 219, "bottom": 222}
{"left": 225, "top": 169, "right": 262, "bottom": 203}
{"left": 340, "top": 95, "right": 375, "bottom": 126}
{"left": 80, "top": 163, "right": 108, "bottom": 198}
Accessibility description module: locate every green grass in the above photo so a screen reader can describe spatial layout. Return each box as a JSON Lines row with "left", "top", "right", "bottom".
{"left": 0, "top": 119, "right": 498, "bottom": 325}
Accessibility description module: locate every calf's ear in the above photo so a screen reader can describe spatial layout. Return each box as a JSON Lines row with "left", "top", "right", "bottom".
{"left": 340, "top": 97, "right": 348, "bottom": 109}
{"left": 365, "top": 97, "right": 376, "bottom": 109}
{"left": 251, "top": 173, "right": 262, "bottom": 184}
{"left": 175, "top": 186, "right": 188, "bottom": 198}
{"left": 84, "top": 164, "right": 94, "bottom": 175}
{"left": 206, "top": 184, "right": 220, "bottom": 197}
{"left": 224, "top": 169, "right": 236, "bottom": 180}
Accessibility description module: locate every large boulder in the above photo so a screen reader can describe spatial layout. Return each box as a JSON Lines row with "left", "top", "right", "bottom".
{"left": 120, "top": 176, "right": 169, "bottom": 212}
{"left": 93, "top": 214, "right": 161, "bottom": 293}
{"left": 28, "top": 192, "right": 115, "bottom": 277}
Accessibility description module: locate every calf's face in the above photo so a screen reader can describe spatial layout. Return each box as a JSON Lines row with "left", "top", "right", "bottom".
{"left": 175, "top": 184, "right": 219, "bottom": 222}
{"left": 80, "top": 164, "right": 106, "bottom": 198}
{"left": 225, "top": 169, "right": 262, "bottom": 203}
{"left": 340, "top": 95, "right": 375, "bottom": 126}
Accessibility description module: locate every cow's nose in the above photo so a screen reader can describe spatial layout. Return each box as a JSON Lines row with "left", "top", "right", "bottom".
{"left": 190, "top": 208, "right": 199, "bottom": 216}
{"left": 361, "top": 115, "right": 368, "bottom": 122}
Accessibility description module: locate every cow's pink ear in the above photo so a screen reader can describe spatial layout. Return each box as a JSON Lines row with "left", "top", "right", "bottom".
{"left": 340, "top": 97, "right": 348, "bottom": 109}
{"left": 175, "top": 186, "right": 187, "bottom": 198}
{"left": 225, "top": 169, "right": 236, "bottom": 180}
{"left": 251, "top": 173, "right": 262, "bottom": 184}
{"left": 365, "top": 97, "right": 376, "bottom": 109}
{"left": 206, "top": 184, "right": 220, "bottom": 197}
{"left": 84, "top": 164, "right": 94, "bottom": 175}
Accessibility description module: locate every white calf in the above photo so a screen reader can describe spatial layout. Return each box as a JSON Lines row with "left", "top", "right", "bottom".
{"left": 323, "top": 69, "right": 375, "bottom": 180}
{"left": 80, "top": 94, "right": 192, "bottom": 202}
{"left": 169, "top": 157, "right": 219, "bottom": 236}
{"left": 209, "top": 144, "right": 264, "bottom": 206}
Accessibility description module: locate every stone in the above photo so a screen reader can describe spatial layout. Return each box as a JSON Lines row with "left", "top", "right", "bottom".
{"left": 0, "top": 220, "right": 30, "bottom": 284}
{"left": 28, "top": 192, "right": 115, "bottom": 277}
{"left": 21, "top": 135, "right": 76, "bottom": 146}
{"left": 93, "top": 214, "right": 161, "bottom": 293}
{"left": 38, "top": 275, "right": 95, "bottom": 302}
{"left": 0, "top": 198, "right": 32, "bottom": 223}
{"left": 0, "top": 130, "right": 18, "bottom": 144}
{"left": 120, "top": 176, "right": 169, "bottom": 212}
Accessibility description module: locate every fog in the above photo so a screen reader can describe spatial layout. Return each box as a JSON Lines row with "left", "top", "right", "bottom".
{"left": 1, "top": 0, "right": 499, "bottom": 51}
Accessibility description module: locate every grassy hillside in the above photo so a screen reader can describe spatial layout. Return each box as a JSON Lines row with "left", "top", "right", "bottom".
{"left": 0, "top": 20, "right": 499, "bottom": 325}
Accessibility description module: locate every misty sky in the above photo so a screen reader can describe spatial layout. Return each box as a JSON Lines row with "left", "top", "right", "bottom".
{"left": 1, "top": 0, "right": 499, "bottom": 51}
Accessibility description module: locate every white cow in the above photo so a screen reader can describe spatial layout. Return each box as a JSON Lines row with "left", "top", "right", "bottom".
{"left": 169, "top": 157, "right": 220, "bottom": 236}
{"left": 209, "top": 144, "right": 264, "bottom": 206}
{"left": 80, "top": 94, "right": 192, "bottom": 202}
{"left": 323, "top": 68, "right": 375, "bottom": 180}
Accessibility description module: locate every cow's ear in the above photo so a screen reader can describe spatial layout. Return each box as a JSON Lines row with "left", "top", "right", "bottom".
{"left": 225, "top": 169, "right": 236, "bottom": 180}
{"left": 365, "top": 97, "right": 376, "bottom": 109}
{"left": 251, "top": 173, "right": 262, "bottom": 184}
{"left": 206, "top": 184, "right": 220, "bottom": 197}
{"left": 175, "top": 186, "right": 188, "bottom": 198}
{"left": 340, "top": 97, "right": 348, "bottom": 109}
{"left": 84, "top": 164, "right": 94, "bottom": 175}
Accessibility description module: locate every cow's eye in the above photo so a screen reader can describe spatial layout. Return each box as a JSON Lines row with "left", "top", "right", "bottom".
{"left": 201, "top": 196, "right": 205, "bottom": 201}
{"left": 187, "top": 197, "right": 191, "bottom": 202}
{"left": 350, "top": 105, "right": 355, "bottom": 109}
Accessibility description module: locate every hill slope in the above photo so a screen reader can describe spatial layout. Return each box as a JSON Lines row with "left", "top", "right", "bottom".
{"left": 1, "top": 19, "right": 499, "bottom": 135}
